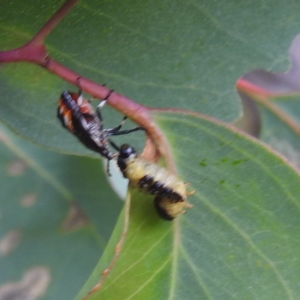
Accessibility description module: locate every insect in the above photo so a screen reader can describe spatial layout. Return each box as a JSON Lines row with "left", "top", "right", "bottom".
{"left": 110, "top": 142, "right": 193, "bottom": 220}
{"left": 57, "top": 86, "right": 144, "bottom": 175}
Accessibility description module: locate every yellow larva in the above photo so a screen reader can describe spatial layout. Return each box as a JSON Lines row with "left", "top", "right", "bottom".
{"left": 115, "top": 144, "right": 193, "bottom": 220}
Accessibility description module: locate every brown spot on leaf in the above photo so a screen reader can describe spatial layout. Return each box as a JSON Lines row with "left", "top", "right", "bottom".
{"left": 0, "top": 130, "right": 9, "bottom": 144}
{"left": 0, "top": 267, "right": 51, "bottom": 300}
{"left": 61, "top": 203, "right": 88, "bottom": 232}
{"left": 20, "top": 193, "right": 37, "bottom": 207}
{"left": 0, "top": 230, "right": 21, "bottom": 256}
{"left": 7, "top": 160, "right": 27, "bottom": 176}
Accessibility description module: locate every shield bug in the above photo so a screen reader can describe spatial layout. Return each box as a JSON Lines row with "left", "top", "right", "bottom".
{"left": 110, "top": 142, "right": 193, "bottom": 220}
{"left": 57, "top": 87, "right": 144, "bottom": 175}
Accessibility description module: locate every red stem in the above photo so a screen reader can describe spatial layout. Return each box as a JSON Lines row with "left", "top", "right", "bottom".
{"left": 28, "top": 0, "right": 79, "bottom": 46}
{"left": 236, "top": 78, "right": 275, "bottom": 98}
{"left": 0, "top": 0, "right": 177, "bottom": 171}
{"left": 45, "top": 58, "right": 158, "bottom": 135}
{"left": 0, "top": 44, "right": 46, "bottom": 63}
{"left": 0, "top": 0, "right": 77, "bottom": 63}
{"left": 44, "top": 58, "right": 173, "bottom": 168}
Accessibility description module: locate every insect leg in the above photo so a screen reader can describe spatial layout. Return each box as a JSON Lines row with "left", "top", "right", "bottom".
{"left": 96, "top": 89, "right": 114, "bottom": 129}
{"left": 104, "top": 116, "right": 144, "bottom": 136}
{"left": 109, "top": 139, "right": 120, "bottom": 151}
{"left": 102, "top": 114, "right": 145, "bottom": 135}
{"left": 109, "top": 127, "right": 145, "bottom": 136}
{"left": 104, "top": 116, "right": 128, "bottom": 133}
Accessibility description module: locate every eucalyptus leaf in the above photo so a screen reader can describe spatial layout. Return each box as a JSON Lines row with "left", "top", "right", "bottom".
{"left": 0, "top": 123, "right": 122, "bottom": 299}
{"left": 1, "top": 1, "right": 300, "bottom": 299}
{"left": 236, "top": 35, "right": 300, "bottom": 168}
{"left": 76, "top": 112, "right": 300, "bottom": 300}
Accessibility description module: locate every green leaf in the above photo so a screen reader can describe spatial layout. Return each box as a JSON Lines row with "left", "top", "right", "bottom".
{"left": 257, "top": 96, "right": 300, "bottom": 169}
{"left": 236, "top": 35, "right": 300, "bottom": 168}
{"left": 1, "top": 0, "right": 299, "bottom": 154}
{"left": 0, "top": 123, "right": 122, "bottom": 299}
{"left": 76, "top": 112, "right": 300, "bottom": 300}
{"left": 1, "top": 1, "right": 300, "bottom": 300}
{"left": 1, "top": 0, "right": 288, "bottom": 152}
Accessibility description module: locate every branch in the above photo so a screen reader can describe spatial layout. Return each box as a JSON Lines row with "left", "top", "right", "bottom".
{"left": 28, "top": 0, "right": 78, "bottom": 45}
{"left": 44, "top": 58, "right": 172, "bottom": 168}
{"left": 0, "top": 0, "right": 78, "bottom": 63}
{"left": 0, "top": 0, "right": 176, "bottom": 172}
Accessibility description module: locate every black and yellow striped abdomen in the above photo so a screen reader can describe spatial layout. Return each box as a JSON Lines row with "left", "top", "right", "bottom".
{"left": 116, "top": 144, "right": 193, "bottom": 220}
